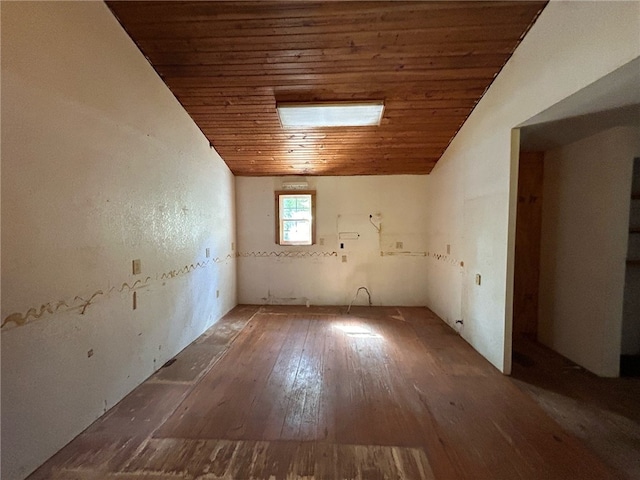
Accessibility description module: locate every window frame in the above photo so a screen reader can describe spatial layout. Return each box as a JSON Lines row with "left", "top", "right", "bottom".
{"left": 275, "top": 190, "right": 316, "bottom": 246}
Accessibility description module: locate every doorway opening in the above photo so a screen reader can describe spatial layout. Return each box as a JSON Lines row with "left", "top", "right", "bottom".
{"left": 621, "top": 156, "right": 640, "bottom": 376}
{"left": 512, "top": 151, "right": 544, "bottom": 344}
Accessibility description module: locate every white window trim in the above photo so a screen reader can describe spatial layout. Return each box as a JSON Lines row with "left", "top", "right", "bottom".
{"left": 275, "top": 190, "right": 316, "bottom": 246}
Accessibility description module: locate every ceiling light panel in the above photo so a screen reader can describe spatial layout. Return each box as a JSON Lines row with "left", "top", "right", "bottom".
{"left": 277, "top": 102, "right": 384, "bottom": 128}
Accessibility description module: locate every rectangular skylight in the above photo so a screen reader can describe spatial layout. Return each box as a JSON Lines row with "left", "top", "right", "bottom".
{"left": 277, "top": 102, "right": 384, "bottom": 128}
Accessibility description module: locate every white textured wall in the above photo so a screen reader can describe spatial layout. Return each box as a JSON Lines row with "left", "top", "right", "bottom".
{"left": 539, "top": 126, "right": 640, "bottom": 376}
{"left": 236, "top": 176, "right": 433, "bottom": 306}
{"left": 424, "top": 0, "right": 640, "bottom": 373}
{"left": 1, "top": 3, "right": 237, "bottom": 479}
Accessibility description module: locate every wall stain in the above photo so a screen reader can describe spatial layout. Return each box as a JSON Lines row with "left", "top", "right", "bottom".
{"left": 260, "top": 289, "right": 301, "bottom": 305}
{"left": 1, "top": 253, "right": 235, "bottom": 331}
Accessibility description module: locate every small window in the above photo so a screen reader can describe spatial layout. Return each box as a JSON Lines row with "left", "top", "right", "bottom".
{"left": 275, "top": 191, "right": 316, "bottom": 245}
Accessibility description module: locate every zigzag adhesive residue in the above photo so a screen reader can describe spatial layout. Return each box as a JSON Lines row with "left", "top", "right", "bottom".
{"left": 426, "top": 251, "right": 464, "bottom": 267}
{"left": 1, "top": 254, "right": 234, "bottom": 331}
{"left": 239, "top": 251, "right": 338, "bottom": 258}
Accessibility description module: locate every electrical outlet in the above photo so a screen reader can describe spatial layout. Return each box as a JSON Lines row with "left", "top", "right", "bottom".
{"left": 231, "top": 242, "right": 235, "bottom": 251}
{"left": 216, "top": 289, "right": 220, "bottom": 298}
{"left": 319, "top": 237, "right": 325, "bottom": 246}
{"left": 132, "top": 259, "right": 141, "bottom": 275}
{"left": 475, "top": 274, "right": 482, "bottom": 286}
{"left": 342, "top": 255, "right": 347, "bottom": 263}
{"left": 447, "top": 244, "right": 451, "bottom": 254}
{"left": 396, "top": 241, "right": 403, "bottom": 249}
{"left": 206, "top": 248, "right": 210, "bottom": 258}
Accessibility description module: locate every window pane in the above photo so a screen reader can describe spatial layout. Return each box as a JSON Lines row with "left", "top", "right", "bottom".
{"left": 278, "top": 193, "right": 313, "bottom": 245}
{"left": 282, "top": 219, "right": 310, "bottom": 243}
{"left": 282, "top": 195, "right": 311, "bottom": 220}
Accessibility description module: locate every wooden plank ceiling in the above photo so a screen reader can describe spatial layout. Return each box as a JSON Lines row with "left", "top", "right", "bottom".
{"left": 107, "top": 1, "right": 546, "bottom": 176}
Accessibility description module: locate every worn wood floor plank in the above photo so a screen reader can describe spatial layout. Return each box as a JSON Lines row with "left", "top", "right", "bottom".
{"left": 253, "top": 315, "right": 313, "bottom": 441}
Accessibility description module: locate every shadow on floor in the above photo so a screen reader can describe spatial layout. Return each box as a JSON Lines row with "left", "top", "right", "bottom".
{"left": 511, "top": 339, "right": 640, "bottom": 480}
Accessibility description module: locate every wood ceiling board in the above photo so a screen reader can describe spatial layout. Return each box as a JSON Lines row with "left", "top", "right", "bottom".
{"left": 107, "top": 1, "right": 547, "bottom": 176}
{"left": 167, "top": 80, "right": 493, "bottom": 96}
{"left": 142, "top": 41, "right": 521, "bottom": 60}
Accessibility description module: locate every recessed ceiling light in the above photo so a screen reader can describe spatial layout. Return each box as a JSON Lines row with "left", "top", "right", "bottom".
{"left": 276, "top": 102, "right": 384, "bottom": 128}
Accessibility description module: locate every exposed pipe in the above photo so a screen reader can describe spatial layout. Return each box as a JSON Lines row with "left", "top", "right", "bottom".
{"left": 347, "top": 286, "right": 372, "bottom": 313}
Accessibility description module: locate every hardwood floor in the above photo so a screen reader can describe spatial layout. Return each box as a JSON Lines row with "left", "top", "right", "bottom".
{"left": 29, "top": 306, "right": 621, "bottom": 479}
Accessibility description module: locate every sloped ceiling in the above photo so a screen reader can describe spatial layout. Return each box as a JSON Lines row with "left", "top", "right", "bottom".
{"left": 107, "top": 1, "right": 547, "bottom": 176}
